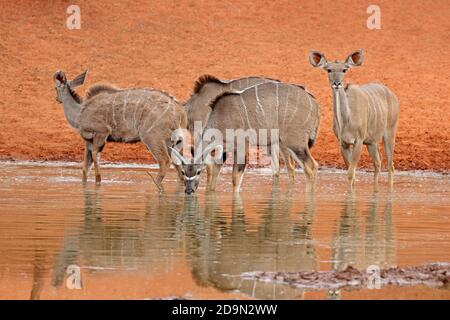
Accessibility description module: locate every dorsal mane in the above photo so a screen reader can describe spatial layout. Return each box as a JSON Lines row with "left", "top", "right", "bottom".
{"left": 193, "top": 74, "right": 227, "bottom": 94}
{"left": 208, "top": 91, "right": 240, "bottom": 110}
{"left": 86, "top": 84, "right": 121, "bottom": 99}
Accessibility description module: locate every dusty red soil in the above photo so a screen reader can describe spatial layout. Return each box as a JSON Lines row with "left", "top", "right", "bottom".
{"left": 0, "top": 0, "right": 449, "bottom": 171}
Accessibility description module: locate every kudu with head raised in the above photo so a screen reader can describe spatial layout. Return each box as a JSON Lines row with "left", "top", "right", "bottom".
{"left": 185, "top": 75, "right": 297, "bottom": 180}
{"left": 310, "top": 50, "right": 399, "bottom": 186}
{"left": 53, "top": 70, "right": 187, "bottom": 189}
{"left": 172, "top": 81, "right": 321, "bottom": 194}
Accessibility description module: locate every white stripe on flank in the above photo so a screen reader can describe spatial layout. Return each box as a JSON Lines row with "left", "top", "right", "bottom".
{"left": 146, "top": 100, "right": 171, "bottom": 133}
{"left": 255, "top": 85, "right": 266, "bottom": 118}
{"left": 275, "top": 83, "right": 280, "bottom": 124}
{"left": 240, "top": 95, "right": 252, "bottom": 129}
{"left": 288, "top": 90, "right": 300, "bottom": 125}
{"left": 133, "top": 96, "right": 142, "bottom": 130}
{"left": 111, "top": 94, "right": 118, "bottom": 127}
{"left": 301, "top": 93, "right": 313, "bottom": 126}
{"left": 283, "top": 87, "right": 290, "bottom": 125}
{"left": 365, "top": 87, "right": 381, "bottom": 125}
{"left": 139, "top": 94, "right": 153, "bottom": 131}
{"left": 236, "top": 101, "right": 246, "bottom": 127}
{"left": 123, "top": 91, "right": 130, "bottom": 127}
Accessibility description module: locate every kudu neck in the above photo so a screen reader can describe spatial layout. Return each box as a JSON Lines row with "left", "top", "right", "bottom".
{"left": 60, "top": 86, "right": 82, "bottom": 129}
{"left": 331, "top": 87, "right": 351, "bottom": 136}
{"left": 199, "top": 83, "right": 228, "bottom": 130}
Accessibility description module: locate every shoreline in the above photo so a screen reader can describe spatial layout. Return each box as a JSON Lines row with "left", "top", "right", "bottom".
{"left": 1, "top": 160, "right": 447, "bottom": 177}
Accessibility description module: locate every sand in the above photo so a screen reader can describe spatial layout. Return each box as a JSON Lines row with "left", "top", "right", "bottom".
{"left": 0, "top": 0, "right": 449, "bottom": 171}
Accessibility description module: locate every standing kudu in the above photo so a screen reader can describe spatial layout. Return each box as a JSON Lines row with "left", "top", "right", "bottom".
{"left": 53, "top": 70, "right": 187, "bottom": 189}
{"left": 185, "top": 75, "right": 297, "bottom": 180}
{"left": 172, "top": 81, "right": 321, "bottom": 194}
{"left": 309, "top": 50, "right": 399, "bottom": 186}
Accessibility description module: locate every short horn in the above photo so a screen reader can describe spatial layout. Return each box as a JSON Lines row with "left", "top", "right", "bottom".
{"left": 169, "top": 147, "right": 188, "bottom": 165}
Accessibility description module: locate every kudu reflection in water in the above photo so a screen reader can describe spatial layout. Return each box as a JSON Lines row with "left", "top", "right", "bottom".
{"left": 328, "top": 188, "right": 395, "bottom": 299}
{"left": 51, "top": 187, "right": 185, "bottom": 288}
{"left": 29, "top": 250, "right": 47, "bottom": 300}
{"left": 185, "top": 187, "right": 317, "bottom": 299}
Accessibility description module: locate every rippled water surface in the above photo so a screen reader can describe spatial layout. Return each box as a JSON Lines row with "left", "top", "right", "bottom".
{"left": 0, "top": 163, "right": 449, "bottom": 299}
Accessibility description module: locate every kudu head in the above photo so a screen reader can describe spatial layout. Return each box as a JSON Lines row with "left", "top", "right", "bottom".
{"left": 53, "top": 70, "right": 88, "bottom": 103}
{"left": 309, "top": 50, "right": 363, "bottom": 90}
{"left": 170, "top": 143, "right": 223, "bottom": 195}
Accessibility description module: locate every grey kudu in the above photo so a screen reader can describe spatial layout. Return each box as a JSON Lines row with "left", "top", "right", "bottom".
{"left": 185, "top": 75, "right": 297, "bottom": 181}
{"left": 53, "top": 70, "right": 187, "bottom": 190}
{"left": 172, "top": 81, "right": 321, "bottom": 194}
{"left": 310, "top": 50, "right": 399, "bottom": 186}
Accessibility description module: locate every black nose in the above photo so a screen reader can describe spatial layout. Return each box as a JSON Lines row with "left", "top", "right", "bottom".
{"left": 186, "top": 190, "right": 194, "bottom": 195}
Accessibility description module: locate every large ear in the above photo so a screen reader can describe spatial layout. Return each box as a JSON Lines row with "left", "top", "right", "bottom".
{"left": 345, "top": 50, "right": 364, "bottom": 67}
{"left": 69, "top": 70, "right": 88, "bottom": 88}
{"left": 169, "top": 147, "right": 188, "bottom": 166}
{"left": 53, "top": 70, "right": 67, "bottom": 85}
{"left": 309, "top": 50, "right": 327, "bottom": 68}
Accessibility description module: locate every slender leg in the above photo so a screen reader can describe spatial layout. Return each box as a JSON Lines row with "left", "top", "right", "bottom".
{"left": 208, "top": 163, "right": 223, "bottom": 191}
{"left": 383, "top": 127, "right": 397, "bottom": 186}
{"left": 91, "top": 134, "right": 107, "bottom": 185}
{"left": 304, "top": 147, "right": 319, "bottom": 181}
{"left": 82, "top": 142, "right": 93, "bottom": 184}
{"left": 91, "top": 149, "right": 101, "bottom": 185}
{"left": 287, "top": 154, "right": 296, "bottom": 175}
{"left": 206, "top": 164, "right": 213, "bottom": 186}
{"left": 285, "top": 147, "right": 314, "bottom": 183}
{"left": 142, "top": 137, "right": 172, "bottom": 191}
{"left": 155, "top": 157, "right": 170, "bottom": 188}
{"left": 281, "top": 146, "right": 295, "bottom": 181}
{"left": 232, "top": 163, "right": 247, "bottom": 193}
{"left": 270, "top": 143, "right": 280, "bottom": 179}
{"left": 347, "top": 139, "right": 363, "bottom": 187}
{"left": 367, "top": 143, "right": 382, "bottom": 185}
{"left": 340, "top": 141, "right": 352, "bottom": 169}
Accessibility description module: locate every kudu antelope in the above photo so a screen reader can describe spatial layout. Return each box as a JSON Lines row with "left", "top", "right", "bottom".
{"left": 172, "top": 81, "right": 321, "bottom": 194}
{"left": 309, "top": 50, "right": 399, "bottom": 186}
{"left": 185, "top": 75, "right": 297, "bottom": 180}
{"left": 53, "top": 70, "right": 187, "bottom": 189}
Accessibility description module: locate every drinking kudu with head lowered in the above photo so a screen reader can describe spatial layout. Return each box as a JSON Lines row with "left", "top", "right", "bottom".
{"left": 172, "top": 81, "right": 321, "bottom": 194}
{"left": 184, "top": 75, "right": 297, "bottom": 181}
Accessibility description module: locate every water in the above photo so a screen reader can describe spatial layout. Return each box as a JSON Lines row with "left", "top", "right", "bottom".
{"left": 0, "top": 163, "right": 449, "bottom": 300}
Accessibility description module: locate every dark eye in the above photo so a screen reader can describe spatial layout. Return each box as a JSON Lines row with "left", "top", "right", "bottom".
{"left": 343, "top": 69, "right": 347, "bottom": 73}
{"left": 196, "top": 170, "right": 201, "bottom": 175}
{"left": 181, "top": 170, "right": 185, "bottom": 175}
{"left": 327, "top": 70, "right": 331, "bottom": 73}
